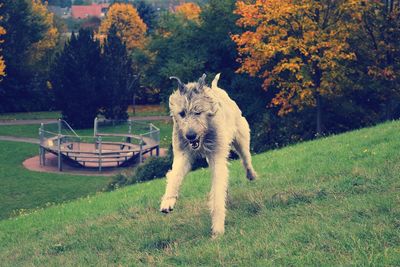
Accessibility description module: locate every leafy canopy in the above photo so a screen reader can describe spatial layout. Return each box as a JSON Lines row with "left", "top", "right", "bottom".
{"left": 0, "top": 10, "right": 5, "bottom": 79}
{"left": 232, "top": 0, "right": 363, "bottom": 115}
{"left": 175, "top": 2, "right": 201, "bottom": 23}
{"left": 30, "top": 0, "right": 58, "bottom": 65}
{"left": 99, "top": 3, "right": 147, "bottom": 51}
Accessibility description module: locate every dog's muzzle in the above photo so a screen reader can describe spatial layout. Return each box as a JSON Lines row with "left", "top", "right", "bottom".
{"left": 189, "top": 139, "right": 200, "bottom": 149}
{"left": 186, "top": 130, "right": 200, "bottom": 149}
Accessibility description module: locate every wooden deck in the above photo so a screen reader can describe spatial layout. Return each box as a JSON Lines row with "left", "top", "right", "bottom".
{"left": 41, "top": 133, "right": 159, "bottom": 169}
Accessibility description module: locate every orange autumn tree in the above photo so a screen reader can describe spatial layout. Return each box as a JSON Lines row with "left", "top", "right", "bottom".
{"left": 99, "top": 3, "right": 147, "bottom": 51}
{"left": 0, "top": 5, "right": 6, "bottom": 79}
{"left": 0, "top": 21, "right": 5, "bottom": 79}
{"left": 30, "top": 0, "right": 58, "bottom": 65}
{"left": 232, "top": 0, "right": 363, "bottom": 135}
{"left": 175, "top": 2, "right": 201, "bottom": 23}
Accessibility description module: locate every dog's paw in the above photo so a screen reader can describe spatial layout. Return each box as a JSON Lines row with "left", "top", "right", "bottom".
{"left": 211, "top": 227, "right": 225, "bottom": 239}
{"left": 246, "top": 169, "right": 258, "bottom": 181}
{"left": 160, "top": 196, "right": 176, "bottom": 214}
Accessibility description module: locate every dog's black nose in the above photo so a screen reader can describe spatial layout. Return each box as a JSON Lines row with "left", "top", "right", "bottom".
{"left": 186, "top": 130, "right": 197, "bottom": 141}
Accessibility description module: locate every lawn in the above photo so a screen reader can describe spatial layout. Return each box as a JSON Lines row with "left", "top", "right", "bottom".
{"left": 0, "top": 141, "right": 111, "bottom": 220}
{"left": 0, "top": 121, "right": 399, "bottom": 265}
{"left": 0, "top": 111, "right": 61, "bottom": 121}
{"left": 0, "top": 120, "right": 173, "bottom": 148}
{"left": 0, "top": 105, "right": 167, "bottom": 121}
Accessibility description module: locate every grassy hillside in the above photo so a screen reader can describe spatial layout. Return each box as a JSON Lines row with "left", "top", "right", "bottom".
{"left": 0, "top": 141, "right": 111, "bottom": 220}
{"left": 0, "top": 121, "right": 399, "bottom": 266}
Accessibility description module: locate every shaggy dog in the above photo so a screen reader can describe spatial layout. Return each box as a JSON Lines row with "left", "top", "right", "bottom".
{"left": 160, "top": 73, "right": 257, "bottom": 237}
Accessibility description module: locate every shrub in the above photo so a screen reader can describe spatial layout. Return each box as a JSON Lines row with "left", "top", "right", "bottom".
{"left": 107, "top": 145, "right": 210, "bottom": 190}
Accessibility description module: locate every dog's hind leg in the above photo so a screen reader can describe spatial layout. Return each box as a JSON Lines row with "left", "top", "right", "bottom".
{"left": 232, "top": 117, "right": 257, "bottom": 181}
{"left": 208, "top": 149, "right": 229, "bottom": 237}
{"left": 160, "top": 152, "right": 191, "bottom": 213}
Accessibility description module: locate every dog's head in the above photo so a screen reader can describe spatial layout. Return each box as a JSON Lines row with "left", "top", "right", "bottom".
{"left": 169, "top": 73, "right": 219, "bottom": 151}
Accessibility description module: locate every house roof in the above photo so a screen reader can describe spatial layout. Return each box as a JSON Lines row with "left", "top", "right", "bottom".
{"left": 71, "top": 3, "right": 109, "bottom": 19}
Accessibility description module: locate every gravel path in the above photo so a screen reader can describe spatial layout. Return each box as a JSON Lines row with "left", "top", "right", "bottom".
{"left": 0, "top": 116, "right": 171, "bottom": 125}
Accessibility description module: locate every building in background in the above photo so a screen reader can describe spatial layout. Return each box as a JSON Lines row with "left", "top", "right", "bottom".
{"left": 71, "top": 3, "right": 109, "bottom": 19}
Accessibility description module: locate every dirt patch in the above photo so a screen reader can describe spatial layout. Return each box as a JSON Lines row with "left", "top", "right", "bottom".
{"left": 23, "top": 148, "right": 167, "bottom": 177}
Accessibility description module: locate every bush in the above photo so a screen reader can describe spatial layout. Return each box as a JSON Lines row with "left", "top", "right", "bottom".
{"left": 134, "top": 156, "right": 172, "bottom": 183}
{"left": 107, "top": 146, "right": 210, "bottom": 191}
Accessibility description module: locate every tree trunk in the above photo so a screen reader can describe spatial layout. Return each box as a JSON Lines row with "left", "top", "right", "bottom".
{"left": 313, "top": 62, "right": 323, "bottom": 137}
{"left": 316, "top": 93, "right": 322, "bottom": 136}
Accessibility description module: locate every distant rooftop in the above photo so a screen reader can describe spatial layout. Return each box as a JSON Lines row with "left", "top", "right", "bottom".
{"left": 71, "top": 3, "right": 110, "bottom": 19}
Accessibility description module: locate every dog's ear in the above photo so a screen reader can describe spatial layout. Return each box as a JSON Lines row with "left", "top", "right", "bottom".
{"left": 211, "top": 73, "right": 221, "bottom": 89}
{"left": 196, "top": 73, "right": 206, "bottom": 93}
{"left": 170, "top": 76, "right": 187, "bottom": 94}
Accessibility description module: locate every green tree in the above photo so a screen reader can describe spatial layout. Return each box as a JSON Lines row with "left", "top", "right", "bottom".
{"left": 73, "top": 0, "right": 91, "bottom": 6}
{"left": 45, "top": 0, "right": 72, "bottom": 8}
{"left": 147, "top": 11, "right": 205, "bottom": 100}
{"left": 100, "top": 26, "right": 135, "bottom": 120}
{"left": 147, "top": 0, "right": 265, "bottom": 121}
{"left": 133, "top": 0, "right": 158, "bottom": 33}
{"left": 0, "top": 0, "right": 58, "bottom": 112}
{"left": 358, "top": 0, "right": 400, "bottom": 119}
{"left": 51, "top": 29, "right": 101, "bottom": 128}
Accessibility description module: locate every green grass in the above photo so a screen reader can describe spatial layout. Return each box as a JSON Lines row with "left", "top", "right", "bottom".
{"left": 0, "top": 105, "right": 167, "bottom": 121}
{"left": 1, "top": 121, "right": 399, "bottom": 265}
{"left": 0, "top": 111, "right": 61, "bottom": 120}
{"left": 128, "top": 104, "right": 168, "bottom": 117}
{"left": 0, "top": 141, "right": 111, "bottom": 220}
{"left": 0, "top": 120, "right": 172, "bottom": 148}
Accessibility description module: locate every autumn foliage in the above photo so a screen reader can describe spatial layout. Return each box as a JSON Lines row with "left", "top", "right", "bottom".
{"left": 0, "top": 5, "right": 5, "bottom": 79}
{"left": 232, "top": 0, "right": 364, "bottom": 117}
{"left": 175, "top": 2, "right": 201, "bottom": 22}
{"left": 99, "top": 3, "right": 147, "bottom": 50}
{"left": 30, "top": 0, "right": 58, "bottom": 64}
{"left": 0, "top": 22, "right": 5, "bottom": 79}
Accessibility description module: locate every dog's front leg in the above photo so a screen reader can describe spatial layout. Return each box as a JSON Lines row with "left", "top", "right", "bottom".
{"left": 208, "top": 154, "right": 229, "bottom": 237}
{"left": 160, "top": 152, "right": 191, "bottom": 213}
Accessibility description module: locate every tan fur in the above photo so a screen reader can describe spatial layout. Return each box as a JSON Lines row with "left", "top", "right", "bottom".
{"left": 160, "top": 73, "right": 257, "bottom": 237}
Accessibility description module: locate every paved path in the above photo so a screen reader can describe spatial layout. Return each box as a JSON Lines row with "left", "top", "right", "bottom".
{"left": 0, "top": 136, "right": 39, "bottom": 144}
{"left": 0, "top": 115, "right": 171, "bottom": 125}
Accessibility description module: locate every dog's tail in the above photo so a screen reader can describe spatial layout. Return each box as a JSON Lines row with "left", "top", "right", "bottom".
{"left": 211, "top": 73, "right": 221, "bottom": 89}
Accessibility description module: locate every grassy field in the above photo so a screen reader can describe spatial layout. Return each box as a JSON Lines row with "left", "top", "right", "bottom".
{"left": 0, "top": 121, "right": 399, "bottom": 265}
{"left": 0, "top": 105, "right": 167, "bottom": 121}
{"left": 0, "top": 141, "right": 111, "bottom": 220}
{"left": 0, "top": 120, "right": 172, "bottom": 148}
{"left": 128, "top": 104, "right": 168, "bottom": 117}
{"left": 0, "top": 111, "right": 61, "bottom": 120}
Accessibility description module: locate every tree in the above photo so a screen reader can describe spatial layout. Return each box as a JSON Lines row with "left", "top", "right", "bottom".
{"left": 147, "top": 11, "right": 205, "bottom": 100}
{"left": 175, "top": 2, "right": 201, "bottom": 23}
{"left": 73, "top": 0, "right": 91, "bottom": 5}
{"left": 133, "top": 0, "right": 158, "bottom": 33}
{"left": 45, "top": 0, "right": 72, "bottom": 8}
{"left": 51, "top": 29, "right": 101, "bottom": 128}
{"left": 0, "top": 0, "right": 59, "bottom": 112}
{"left": 100, "top": 26, "right": 135, "bottom": 120}
{"left": 98, "top": 3, "right": 147, "bottom": 51}
{"left": 357, "top": 0, "right": 400, "bottom": 119}
{"left": 232, "top": 0, "right": 363, "bottom": 135}
{"left": 0, "top": 11, "right": 5, "bottom": 79}
{"left": 30, "top": 0, "right": 58, "bottom": 69}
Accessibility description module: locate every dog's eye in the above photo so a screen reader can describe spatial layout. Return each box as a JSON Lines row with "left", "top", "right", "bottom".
{"left": 194, "top": 111, "right": 202, "bottom": 116}
{"left": 179, "top": 111, "right": 186, "bottom": 118}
